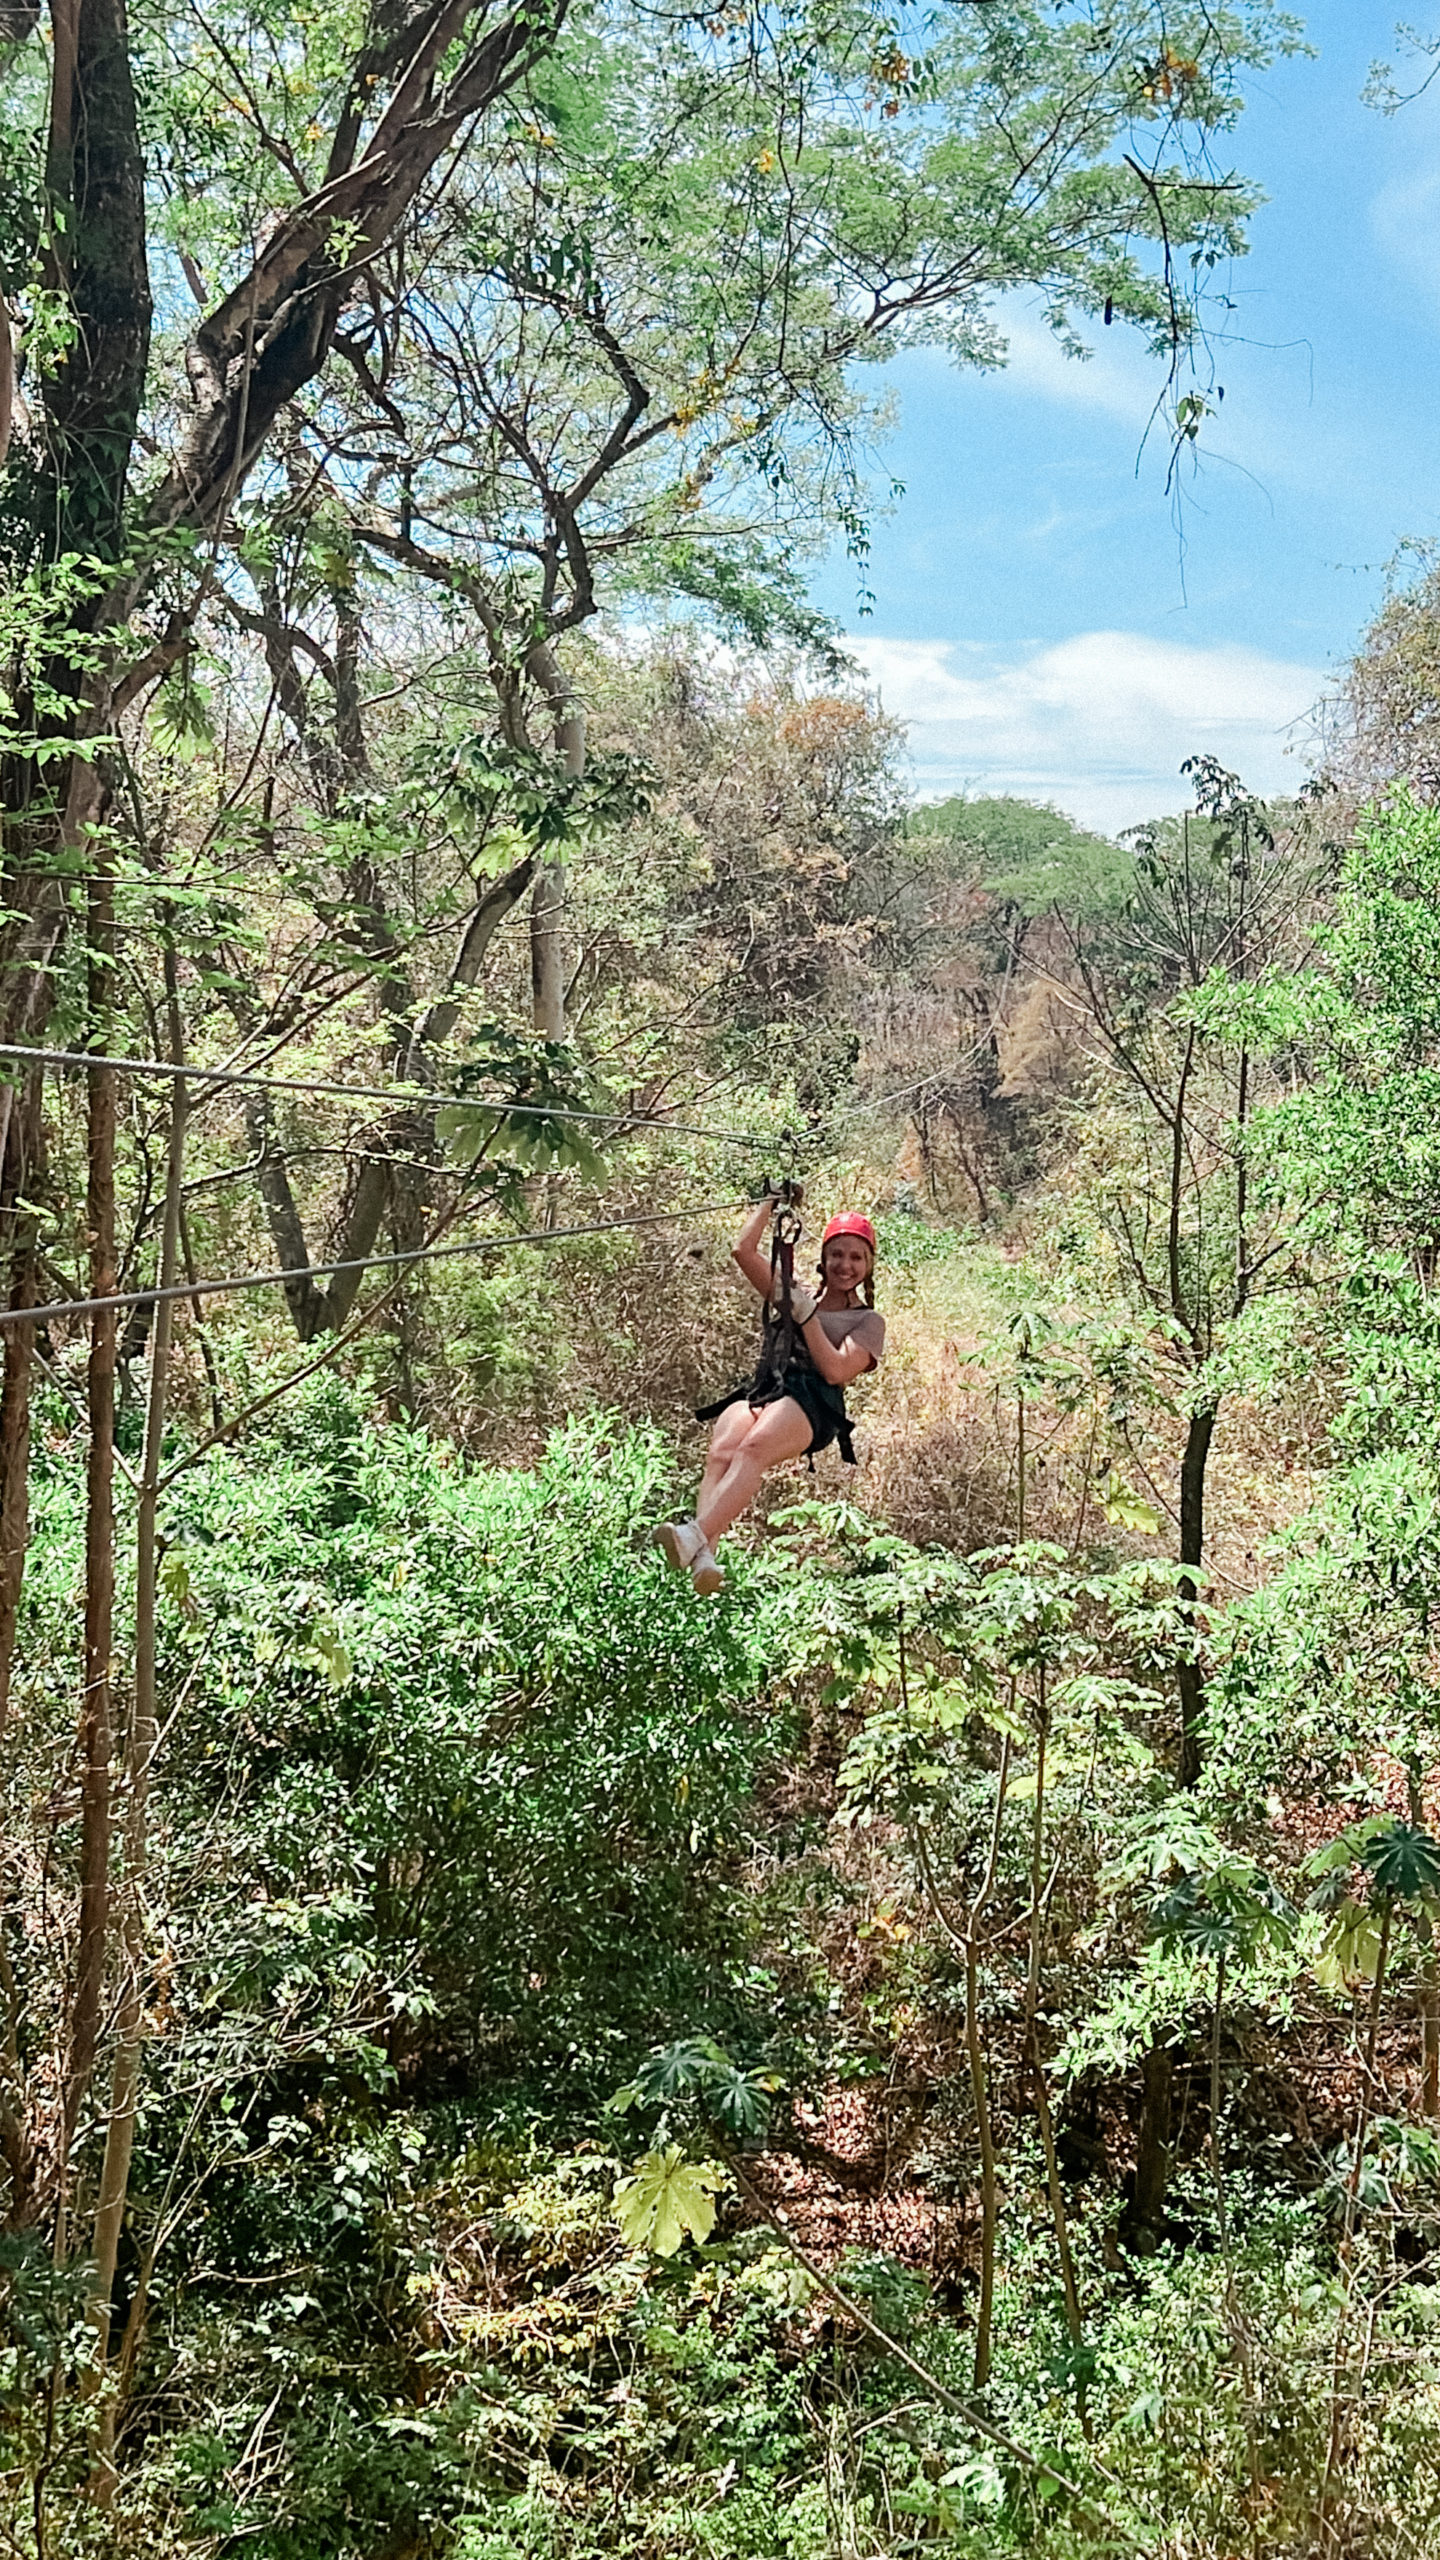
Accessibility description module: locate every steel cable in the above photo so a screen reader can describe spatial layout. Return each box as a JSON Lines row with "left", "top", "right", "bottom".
{"left": 0, "top": 1198, "right": 747, "bottom": 1331}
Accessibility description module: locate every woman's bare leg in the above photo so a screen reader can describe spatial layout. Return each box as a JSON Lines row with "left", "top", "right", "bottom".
{"left": 696, "top": 1404, "right": 753, "bottom": 1525}
{"left": 696, "top": 1399, "right": 813, "bottom": 1546}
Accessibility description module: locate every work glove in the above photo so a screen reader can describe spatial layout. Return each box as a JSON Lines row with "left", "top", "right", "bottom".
{"left": 783, "top": 1280, "right": 818, "bottom": 1325}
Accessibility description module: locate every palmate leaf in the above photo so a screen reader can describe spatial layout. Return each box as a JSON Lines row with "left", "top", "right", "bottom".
{"left": 436, "top": 1099, "right": 606, "bottom": 1183}
{"left": 1150, "top": 1860, "right": 1295, "bottom": 1962}
{"left": 1097, "top": 1472, "right": 1163, "bottom": 1536}
{"left": 1360, "top": 1820, "right": 1440, "bottom": 1904}
{"left": 611, "top": 2036, "right": 782, "bottom": 2141}
{"left": 1314, "top": 1897, "right": 1385, "bottom": 1991}
{"left": 613, "top": 2148, "right": 724, "bottom": 2256}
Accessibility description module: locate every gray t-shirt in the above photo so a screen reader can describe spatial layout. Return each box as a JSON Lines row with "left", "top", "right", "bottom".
{"left": 817, "top": 1306, "right": 885, "bottom": 1369}
{"left": 764, "top": 1281, "right": 885, "bottom": 1368}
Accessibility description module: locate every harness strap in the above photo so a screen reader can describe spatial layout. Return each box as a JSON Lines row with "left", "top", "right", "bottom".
{"left": 695, "top": 1185, "right": 859, "bottom": 1464}
{"left": 695, "top": 1363, "right": 858, "bottom": 1466}
{"left": 754, "top": 1197, "right": 804, "bottom": 1400}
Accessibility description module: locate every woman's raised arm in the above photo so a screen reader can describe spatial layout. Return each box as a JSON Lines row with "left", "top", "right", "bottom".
{"left": 731, "top": 1198, "right": 777, "bottom": 1298}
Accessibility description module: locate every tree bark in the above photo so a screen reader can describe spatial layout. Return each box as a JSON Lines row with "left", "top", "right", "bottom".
{"left": 965, "top": 1927, "right": 998, "bottom": 2390}
{"left": 0, "top": 1070, "right": 43, "bottom": 1738}
{"left": 85, "top": 944, "right": 185, "bottom": 2489}
{"left": 0, "top": 0, "right": 149, "bottom": 1085}
{"left": 0, "top": 292, "right": 13, "bottom": 474}
{"left": 1406, "top": 1770, "right": 1440, "bottom": 2118}
{"left": 64, "top": 858, "right": 118, "bottom": 2155}
{"left": 527, "top": 639, "right": 584, "bottom": 1041}
{"left": 40, "top": 0, "right": 153, "bottom": 561}
{"left": 1021, "top": 1675, "right": 1084, "bottom": 2349}
{"left": 1177, "top": 1396, "right": 1217, "bottom": 1788}
{"left": 1129, "top": 2042, "right": 1174, "bottom": 2251}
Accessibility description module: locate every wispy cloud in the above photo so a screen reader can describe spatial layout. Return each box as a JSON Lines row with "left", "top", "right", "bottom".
{"left": 849, "top": 630, "right": 1325, "bottom": 836}
{"left": 994, "top": 306, "right": 1167, "bottom": 428}
{"left": 974, "top": 296, "right": 1336, "bottom": 501}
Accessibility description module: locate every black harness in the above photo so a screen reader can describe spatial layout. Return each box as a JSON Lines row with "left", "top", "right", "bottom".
{"left": 695, "top": 1191, "right": 857, "bottom": 1467}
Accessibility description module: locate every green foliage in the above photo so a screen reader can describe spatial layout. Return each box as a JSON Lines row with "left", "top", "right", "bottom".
{"left": 911, "top": 793, "right": 1134, "bottom": 928}
{"left": 613, "top": 2148, "right": 725, "bottom": 2254}
{"left": 1219, "top": 789, "right": 1440, "bottom": 1281}
{"left": 136, "top": 1397, "right": 786, "bottom": 2082}
{"left": 437, "top": 732, "right": 656, "bottom": 849}
{"left": 612, "top": 2035, "right": 785, "bottom": 2143}
{"left": 440, "top": 1026, "right": 613, "bottom": 1183}
{"left": 0, "top": 4, "right": 1422, "bottom": 2546}
{"left": 1362, "top": 1817, "right": 1440, "bottom": 1904}
{"left": 1149, "top": 1858, "right": 1295, "bottom": 1967}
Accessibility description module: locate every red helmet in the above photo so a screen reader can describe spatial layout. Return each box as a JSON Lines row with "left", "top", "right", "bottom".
{"left": 821, "top": 1213, "right": 877, "bottom": 1260}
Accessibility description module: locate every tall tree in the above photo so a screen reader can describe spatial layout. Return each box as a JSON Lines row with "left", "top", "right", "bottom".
{"left": 1053, "top": 759, "right": 1313, "bottom": 1781}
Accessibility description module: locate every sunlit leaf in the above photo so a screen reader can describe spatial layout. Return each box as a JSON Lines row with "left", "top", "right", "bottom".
{"left": 1314, "top": 1898, "right": 1384, "bottom": 1991}
{"left": 613, "top": 2149, "right": 724, "bottom": 2255}
{"left": 1097, "top": 1472, "right": 1162, "bottom": 1536}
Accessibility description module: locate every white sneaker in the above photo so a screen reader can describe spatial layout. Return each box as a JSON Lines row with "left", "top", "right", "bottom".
{"left": 690, "top": 1540, "right": 725, "bottom": 1597}
{"left": 654, "top": 1517, "right": 704, "bottom": 1572}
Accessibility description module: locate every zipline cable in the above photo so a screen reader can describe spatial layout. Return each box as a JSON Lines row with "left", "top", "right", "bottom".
{"left": 0, "top": 1042, "right": 772, "bottom": 1149}
{"left": 0, "top": 1198, "right": 747, "bottom": 1332}
{"left": 0, "top": 1042, "right": 986, "bottom": 1153}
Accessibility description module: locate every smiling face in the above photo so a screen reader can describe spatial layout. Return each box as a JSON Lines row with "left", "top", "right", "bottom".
{"left": 820, "top": 1234, "right": 873, "bottom": 1298}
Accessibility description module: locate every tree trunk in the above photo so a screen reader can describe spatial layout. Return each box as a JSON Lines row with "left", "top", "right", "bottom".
{"left": 41, "top": 0, "right": 153, "bottom": 562}
{"left": 1129, "top": 2042, "right": 1174, "bottom": 2252}
{"left": 1177, "top": 1395, "right": 1217, "bottom": 1788}
{"left": 64, "top": 860, "right": 117, "bottom": 2159}
{"left": 964, "top": 1927, "right": 998, "bottom": 2390}
{"left": 3, "top": 0, "right": 557, "bottom": 1090}
{"left": 0, "top": 1252, "right": 35, "bottom": 1746}
{"left": 230, "top": 853, "right": 534, "bottom": 1343}
{"left": 86, "top": 943, "right": 185, "bottom": 2488}
{"left": 0, "top": 1071, "right": 43, "bottom": 1738}
{"left": 0, "top": 0, "right": 150, "bottom": 1090}
{"left": 527, "top": 640, "right": 583, "bottom": 1041}
{"left": 1021, "top": 1674, "right": 1084, "bottom": 2350}
{"left": 1405, "top": 1767, "right": 1439, "bottom": 2118}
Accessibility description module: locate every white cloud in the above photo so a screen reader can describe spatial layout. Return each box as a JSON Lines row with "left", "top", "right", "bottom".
{"left": 849, "top": 629, "right": 1325, "bottom": 836}
{"left": 994, "top": 306, "right": 1166, "bottom": 428}
{"left": 1371, "top": 168, "right": 1440, "bottom": 313}
{"left": 975, "top": 297, "right": 1334, "bottom": 500}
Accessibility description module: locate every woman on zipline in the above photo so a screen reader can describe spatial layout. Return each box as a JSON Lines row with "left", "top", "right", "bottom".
{"left": 656, "top": 1199, "right": 885, "bottom": 1595}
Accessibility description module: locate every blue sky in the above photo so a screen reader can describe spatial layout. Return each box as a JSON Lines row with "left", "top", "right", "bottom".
{"left": 809, "top": 3, "right": 1440, "bottom": 833}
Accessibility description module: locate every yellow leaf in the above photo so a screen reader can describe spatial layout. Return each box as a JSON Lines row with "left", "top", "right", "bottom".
{"left": 613, "top": 2149, "right": 724, "bottom": 2256}
{"left": 1314, "top": 1898, "right": 1383, "bottom": 1991}
{"left": 1098, "top": 1472, "right": 1162, "bottom": 1536}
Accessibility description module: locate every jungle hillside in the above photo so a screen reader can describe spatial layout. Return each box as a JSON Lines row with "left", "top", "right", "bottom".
{"left": 7, "top": 2, "right": 1440, "bottom": 2554}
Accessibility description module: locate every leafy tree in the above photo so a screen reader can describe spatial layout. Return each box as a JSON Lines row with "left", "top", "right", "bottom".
{"left": 897, "top": 796, "right": 1135, "bottom": 1213}
{"left": 1053, "top": 758, "right": 1316, "bottom": 1781}
{"left": 0, "top": 1390, "right": 800, "bottom": 2507}
{"left": 1332, "top": 537, "right": 1440, "bottom": 806}
{"left": 1, "top": 0, "right": 1303, "bottom": 1057}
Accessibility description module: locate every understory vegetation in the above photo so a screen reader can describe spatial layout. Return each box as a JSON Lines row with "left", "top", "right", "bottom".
{"left": 12, "top": 0, "right": 1440, "bottom": 2549}
{"left": 15, "top": 759, "right": 1440, "bottom": 2556}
